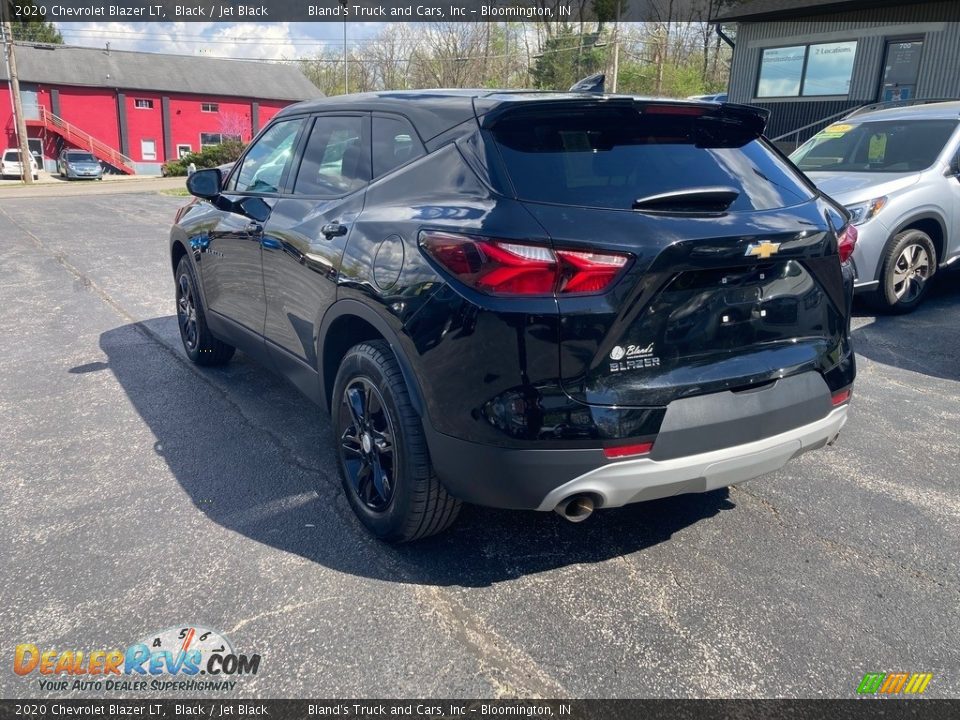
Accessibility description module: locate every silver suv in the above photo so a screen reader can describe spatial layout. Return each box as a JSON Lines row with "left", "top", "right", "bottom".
{"left": 791, "top": 102, "right": 960, "bottom": 312}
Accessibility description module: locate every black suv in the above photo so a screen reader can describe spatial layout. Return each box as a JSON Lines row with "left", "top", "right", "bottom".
{"left": 170, "top": 90, "right": 856, "bottom": 542}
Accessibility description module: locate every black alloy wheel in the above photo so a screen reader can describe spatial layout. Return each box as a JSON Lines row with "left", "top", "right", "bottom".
{"left": 177, "top": 271, "right": 199, "bottom": 353}
{"left": 338, "top": 377, "right": 396, "bottom": 512}
{"left": 174, "top": 256, "right": 235, "bottom": 366}
{"left": 332, "top": 341, "right": 461, "bottom": 542}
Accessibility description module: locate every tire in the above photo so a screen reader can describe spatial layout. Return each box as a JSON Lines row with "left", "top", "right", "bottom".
{"left": 332, "top": 340, "right": 461, "bottom": 542}
{"left": 174, "top": 256, "right": 235, "bottom": 366}
{"left": 868, "top": 229, "right": 937, "bottom": 314}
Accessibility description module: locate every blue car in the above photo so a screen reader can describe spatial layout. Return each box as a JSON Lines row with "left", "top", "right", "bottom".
{"left": 57, "top": 150, "right": 103, "bottom": 180}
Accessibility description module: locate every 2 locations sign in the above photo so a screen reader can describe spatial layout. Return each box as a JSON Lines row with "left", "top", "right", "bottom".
{"left": 4, "top": 0, "right": 708, "bottom": 21}
{"left": 13, "top": 626, "right": 260, "bottom": 693}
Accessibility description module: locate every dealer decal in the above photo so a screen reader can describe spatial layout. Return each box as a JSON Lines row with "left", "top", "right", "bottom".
{"left": 609, "top": 343, "right": 660, "bottom": 372}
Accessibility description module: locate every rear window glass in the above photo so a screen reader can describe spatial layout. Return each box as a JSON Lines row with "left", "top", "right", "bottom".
{"left": 4, "top": 150, "right": 21, "bottom": 161}
{"left": 488, "top": 106, "right": 813, "bottom": 212}
{"left": 791, "top": 119, "right": 958, "bottom": 173}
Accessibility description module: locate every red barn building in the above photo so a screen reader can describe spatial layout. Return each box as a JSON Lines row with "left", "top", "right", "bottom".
{"left": 0, "top": 43, "right": 321, "bottom": 174}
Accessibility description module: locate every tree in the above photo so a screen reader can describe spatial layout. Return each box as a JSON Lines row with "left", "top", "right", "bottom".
{"left": 219, "top": 112, "right": 251, "bottom": 142}
{"left": 8, "top": 1, "right": 63, "bottom": 44}
{"left": 531, "top": 28, "right": 607, "bottom": 91}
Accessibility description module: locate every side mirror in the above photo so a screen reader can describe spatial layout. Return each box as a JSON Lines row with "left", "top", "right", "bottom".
{"left": 950, "top": 153, "right": 960, "bottom": 178}
{"left": 186, "top": 168, "right": 222, "bottom": 199}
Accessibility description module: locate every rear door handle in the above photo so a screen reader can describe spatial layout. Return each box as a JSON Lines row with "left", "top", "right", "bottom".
{"left": 321, "top": 222, "right": 348, "bottom": 239}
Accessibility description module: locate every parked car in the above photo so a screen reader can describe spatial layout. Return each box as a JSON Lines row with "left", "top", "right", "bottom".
{"left": 57, "top": 150, "right": 103, "bottom": 180}
{"left": 1, "top": 148, "right": 39, "bottom": 180}
{"left": 170, "top": 90, "right": 856, "bottom": 541}
{"left": 790, "top": 101, "right": 960, "bottom": 312}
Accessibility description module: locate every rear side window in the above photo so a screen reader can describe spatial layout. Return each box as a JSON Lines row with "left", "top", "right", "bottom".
{"left": 372, "top": 115, "right": 424, "bottom": 178}
{"left": 294, "top": 115, "right": 370, "bottom": 196}
{"left": 489, "top": 106, "right": 813, "bottom": 212}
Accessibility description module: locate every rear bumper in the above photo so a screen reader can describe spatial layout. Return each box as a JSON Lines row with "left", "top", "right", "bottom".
{"left": 535, "top": 404, "right": 847, "bottom": 510}
{"left": 426, "top": 402, "right": 848, "bottom": 512}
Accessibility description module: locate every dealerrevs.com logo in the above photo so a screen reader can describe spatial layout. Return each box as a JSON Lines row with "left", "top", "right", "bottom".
{"left": 14, "top": 626, "right": 260, "bottom": 693}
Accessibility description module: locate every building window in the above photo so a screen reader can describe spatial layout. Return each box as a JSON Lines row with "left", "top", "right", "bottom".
{"left": 200, "top": 133, "right": 241, "bottom": 148}
{"left": 201, "top": 103, "right": 219, "bottom": 113}
{"left": 756, "top": 41, "right": 857, "bottom": 98}
{"left": 141, "top": 139, "right": 157, "bottom": 161}
{"left": 134, "top": 99, "right": 154, "bottom": 109}
{"left": 177, "top": 144, "right": 192, "bottom": 158}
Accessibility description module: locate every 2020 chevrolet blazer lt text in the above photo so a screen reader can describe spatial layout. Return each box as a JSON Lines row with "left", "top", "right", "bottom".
{"left": 169, "top": 90, "right": 856, "bottom": 542}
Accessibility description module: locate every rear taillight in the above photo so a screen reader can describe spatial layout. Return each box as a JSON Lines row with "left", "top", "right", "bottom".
{"left": 604, "top": 442, "right": 654, "bottom": 459}
{"left": 831, "top": 388, "right": 852, "bottom": 406}
{"left": 420, "top": 231, "right": 630, "bottom": 297}
{"left": 837, "top": 224, "right": 858, "bottom": 264}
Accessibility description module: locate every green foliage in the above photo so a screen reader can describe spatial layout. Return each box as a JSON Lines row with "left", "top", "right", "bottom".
{"left": 593, "top": 0, "right": 626, "bottom": 25}
{"left": 531, "top": 29, "right": 608, "bottom": 91}
{"left": 9, "top": 1, "right": 63, "bottom": 43}
{"left": 161, "top": 141, "right": 245, "bottom": 177}
{"left": 617, "top": 59, "right": 725, "bottom": 98}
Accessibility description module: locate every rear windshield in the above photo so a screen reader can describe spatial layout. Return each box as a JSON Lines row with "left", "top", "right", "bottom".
{"left": 66, "top": 152, "right": 97, "bottom": 162}
{"left": 4, "top": 150, "right": 21, "bottom": 161}
{"left": 488, "top": 106, "right": 813, "bottom": 211}
{"left": 791, "top": 119, "right": 958, "bottom": 173}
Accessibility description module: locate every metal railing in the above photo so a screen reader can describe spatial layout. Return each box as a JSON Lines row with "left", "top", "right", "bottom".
{"left": 34, "top": 106, "right": 136, "bottom": 173}
{"left": 770, "top": 107, "right": 856, "bottom": 147}
{"left": 771, "top": 98, "right": 960, "bottom": 148}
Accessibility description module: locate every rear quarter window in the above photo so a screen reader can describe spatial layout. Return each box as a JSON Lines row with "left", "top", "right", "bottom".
{"left": 488, "top": 106, "right": 813, "bottom": 212}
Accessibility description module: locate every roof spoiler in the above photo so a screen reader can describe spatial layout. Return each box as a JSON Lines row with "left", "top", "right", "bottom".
{"left": 569, "top": 73, "right": 605, "bottom": 94}
{"left": 479, "top": 97, "right": 770, "bottom": 144}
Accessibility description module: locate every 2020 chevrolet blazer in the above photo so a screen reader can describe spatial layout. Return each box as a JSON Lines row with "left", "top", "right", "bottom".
{"left": 170, "top": 90, "right": 856, "bottom": 542}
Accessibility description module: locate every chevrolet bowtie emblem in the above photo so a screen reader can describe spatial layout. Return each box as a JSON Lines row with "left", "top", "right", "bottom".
{"left": 745, "top": 241, "right": 781, "bottom": 259}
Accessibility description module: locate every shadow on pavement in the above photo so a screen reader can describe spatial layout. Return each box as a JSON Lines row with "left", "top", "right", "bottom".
{"left": 851, "top": 266, "right": 960, "bottom": 382}
{"left": 96, "top": 317, "right": 734, "bottom": 587}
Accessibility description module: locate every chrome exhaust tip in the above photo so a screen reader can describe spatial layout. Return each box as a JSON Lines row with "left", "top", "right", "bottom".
{"left": 554, "top": 494, "right": 595, "bottom": 523}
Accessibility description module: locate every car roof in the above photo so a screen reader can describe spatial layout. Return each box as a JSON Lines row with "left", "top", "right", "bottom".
{"left": 845, "top": 100, "right": 960, "bottom": 123}
{"left": 276, "top": 89, "right": 735, "bottom": 142}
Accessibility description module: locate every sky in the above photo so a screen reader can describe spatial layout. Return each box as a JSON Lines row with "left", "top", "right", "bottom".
{"left": 53, "top": 22, "right": 387, "bottom": 62}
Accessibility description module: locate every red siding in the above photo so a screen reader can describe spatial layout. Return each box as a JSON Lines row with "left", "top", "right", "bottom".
{"left": 0, "top": 81, "right": 56, "bottom": 160}
{"left": 259, "top": 100, "right": 288, "bottom": 128}
{"left": 168, "top": 94, "right": 256, "bottom": 157}
{"left": 57, "top": 86, "right": 121, "bottom": 150}
{"left": 1, "top": 80, "right": 301, "bottom": 172}
{"left": 125, "top": 91, "right": 164, "bottom": 162}
{"left": 1, "top": 81, "right": 14, "bottom": 149}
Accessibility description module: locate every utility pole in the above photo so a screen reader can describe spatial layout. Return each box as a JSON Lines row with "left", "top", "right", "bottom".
{"left": 339, "top": 0, "right": 348, "bottom": 94}
{"left": 611, "top": 1, "right": 622, "bottom": 93}
{"left": 1, "top": 20, "right": 34, "bottom": 184}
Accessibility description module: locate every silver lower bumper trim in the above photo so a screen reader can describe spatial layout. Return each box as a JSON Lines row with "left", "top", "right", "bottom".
{"left": 536, "top": 405, "right": 848, "bottom": 511}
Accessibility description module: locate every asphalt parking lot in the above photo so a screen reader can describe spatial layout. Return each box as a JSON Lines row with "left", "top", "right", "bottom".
{"left": 1, "top": 188, "right": 958, "bottom": 699}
